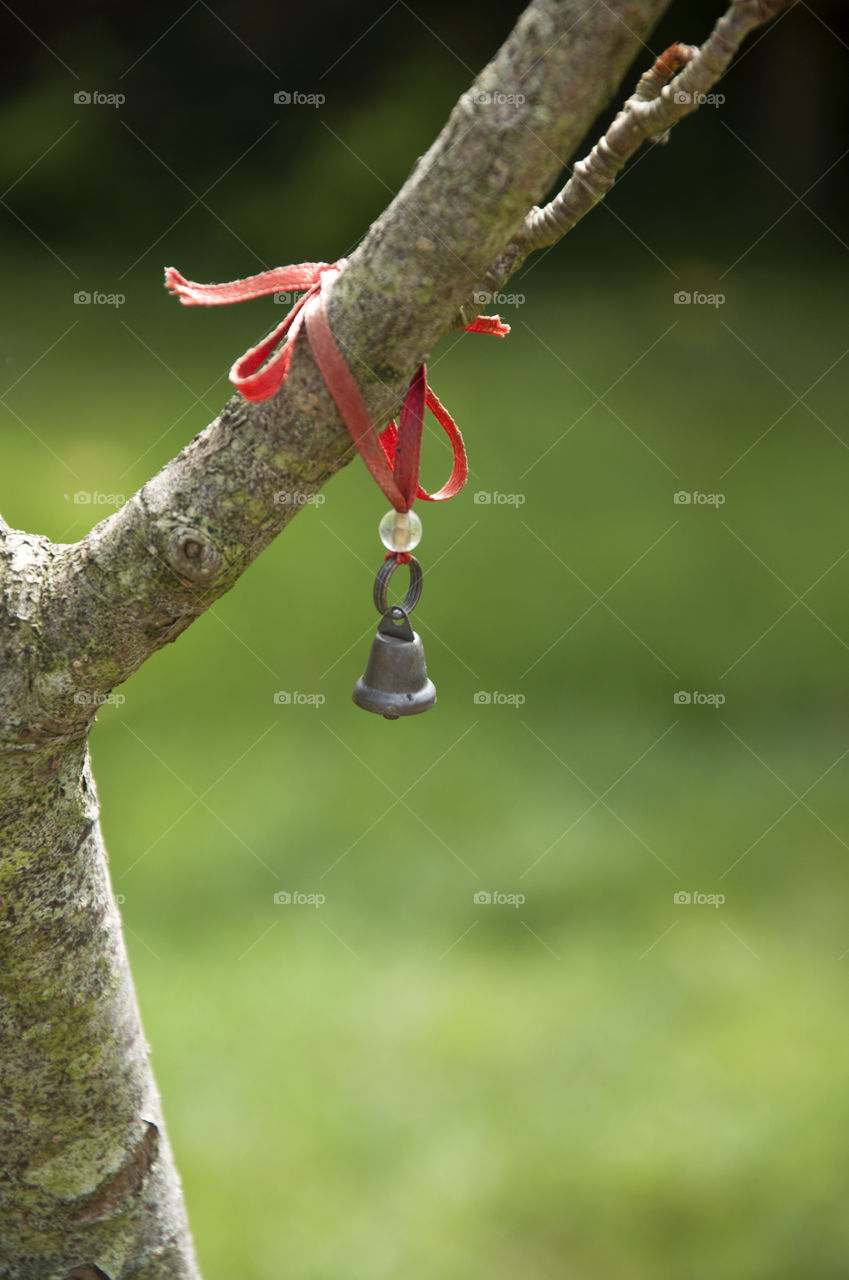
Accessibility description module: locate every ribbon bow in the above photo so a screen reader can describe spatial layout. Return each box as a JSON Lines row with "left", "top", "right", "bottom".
{"left": 165, "top": 259, "right": 509, "bottom": 512}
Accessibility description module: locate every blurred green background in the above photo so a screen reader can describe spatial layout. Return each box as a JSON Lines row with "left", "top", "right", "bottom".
{"left": 3, "top": 2, "right": 849, "bottom": 1277}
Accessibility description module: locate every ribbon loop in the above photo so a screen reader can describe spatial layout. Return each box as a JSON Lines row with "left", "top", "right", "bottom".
{"left": 165, "top": 258, "right": 508, "bottom": 509}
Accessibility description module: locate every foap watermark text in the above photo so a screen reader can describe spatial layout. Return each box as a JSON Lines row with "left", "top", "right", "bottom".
{"left": 74, "top": 291, "right": 125, "bottom": 307}
{"left": 73, "top": 690, "right": 126, "bottom": 709}
{"left": 473, "top": 90, "right": 526, "bottom": 107}
{"left": 674, "top": 490, "right": 725, "bottom": 506}
{"left": 473, "top": 290, "right": 526, "bottom": 308}
{"left": 674, "top": 890, "right": 725, "bottom": 907}
{"left": 273, "top": 691, "right": 326, "bottom": 707}
{"left": 473, "top": 491, "right": 525, "bottom": 506}
{"left": 67, "top": 491, "right": 125, "bottom": 507}
{"left": 74, "top": 90, "right": 125, "bottom": 108}
{"left": 273, "top": 491, "right": 325, "bottom": 507}
{"left": 673, "top": 290, "right": 726, "bottom": 307}
{"left": 473, "top": 691, "right": 526, "bottom": 707}
{"left": 273, "top": 91, "right": 325, "bottom": 107}
{"left": 674, "top": 691, "right": 725, "bottom": 707}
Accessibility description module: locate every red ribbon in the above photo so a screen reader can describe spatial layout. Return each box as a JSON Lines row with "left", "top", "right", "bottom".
{"left": 165, "top": 259, "right": 509, "bottom": 512}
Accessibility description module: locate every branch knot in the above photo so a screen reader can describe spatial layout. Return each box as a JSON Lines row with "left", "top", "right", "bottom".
{"left": 167, "top": 529, "right": 222, "bottom": 584}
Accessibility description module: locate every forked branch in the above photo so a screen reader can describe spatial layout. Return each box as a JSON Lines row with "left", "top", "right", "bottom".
{"left": 462, "top": 0, "right": 797, "bottom": 318}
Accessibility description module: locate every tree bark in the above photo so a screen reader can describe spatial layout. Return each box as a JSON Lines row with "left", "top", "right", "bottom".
{"left": 0, "top": 0, "right": 788, "bottom": 1273}
{"left": 0, "top": 539, "right": 196, "bottom": 1276}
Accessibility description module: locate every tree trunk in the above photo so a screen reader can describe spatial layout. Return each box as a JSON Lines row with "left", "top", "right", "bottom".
{"left": 0, "top": 744, "right": 196, "bottom": 1277}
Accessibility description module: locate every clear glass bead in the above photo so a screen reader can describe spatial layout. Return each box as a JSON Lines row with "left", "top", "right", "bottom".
{"left": 379, "top": 508, "right": 422, "bottom": 552}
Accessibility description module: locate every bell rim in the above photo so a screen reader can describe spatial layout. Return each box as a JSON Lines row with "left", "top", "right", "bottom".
{"left": 352, "top": 677, "right": 437, "bottom": 718}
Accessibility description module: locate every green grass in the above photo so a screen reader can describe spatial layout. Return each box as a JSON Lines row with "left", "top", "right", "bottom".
{"left": 4, "top": 250, "right": 849, "bottom": 1277}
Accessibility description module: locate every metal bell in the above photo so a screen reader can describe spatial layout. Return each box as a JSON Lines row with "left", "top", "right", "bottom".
{"left": 352, "top": 607, "right": 436, "bottom": 719}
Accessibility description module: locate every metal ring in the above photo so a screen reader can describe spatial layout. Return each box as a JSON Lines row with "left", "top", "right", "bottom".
{"left": 373, "top": 555, "right": 424, "bottom": 616}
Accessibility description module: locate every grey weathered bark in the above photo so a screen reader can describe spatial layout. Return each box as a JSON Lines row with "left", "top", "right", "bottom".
{"left": 0, "top": 1, "right": 791, "bottom": 1275}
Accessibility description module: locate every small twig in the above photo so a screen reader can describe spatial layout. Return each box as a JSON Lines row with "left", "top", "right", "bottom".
{"left": 456, "top": 0, "right": 795, "bottom": 324}
{"left": 520, "top": 40, "right": 699, "bottom": 252}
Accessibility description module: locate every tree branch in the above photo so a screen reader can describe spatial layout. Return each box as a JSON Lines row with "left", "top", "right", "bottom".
{"left": 6, "top": 0, "right": 796, "bottom": 754}
{"left": 459, "top": 0, "right": 798, "bottom": 318}
{"left": 23, "top": 0, "right": 680, "bottom": 748}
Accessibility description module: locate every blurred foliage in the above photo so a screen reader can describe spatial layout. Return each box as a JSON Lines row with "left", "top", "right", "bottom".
{"left": 3, "top": 2, "right": 849, "bottom": 1278}
{"left": 0, "top": 0, "right": 847, "bottom": 260}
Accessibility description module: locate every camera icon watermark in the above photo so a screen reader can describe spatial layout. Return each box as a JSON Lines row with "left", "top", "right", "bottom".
{"left": 273, "top": 491, "right": 326, "bottom": 507}
{"left": 67, "top": 490, "right": 125, "bottom": 507}
{"left": 72, "top": 690, "right": 126, "bottom": 709}
{"left": 73, "top": 290, "right": 125, "bottom": 307}
{"left": 473, "top": 491, "right": 526, "bottom": 506}
{"left": 273, "top": 890, "right": 326, "bottom": 907}
{"left": 673, "top": 890, "right": 725, "bottom": 907}
{"left": 473, "top": 890, "right": 526, "bottom": 907}
{"left": 673, "top": 490, "right": 725, "bottom": 506}
{"left": 273, "top": 90, "right": 325, "bottom": 107}
{"left": 273, "top": 690, "right": 326, "bottom": 707}
{"left": 673, "top": 290, "right": 725, "bottom": 307}
{"left": 672, "top": 89, "right": 725, "bottom": 108}
{"left": 73, "top": 90, "right": 125, "bottom": 107}
{"left": 473, "top": 89, "right": 526, "bottom": 107}
{"left": 473, "top": 690, "right": 526, "bottom": 707}
{"left": 472, "top": 290, "right": 525, "bottom": 308}
{"left": 673, "top": 690, "right": 726, "bottom": 707}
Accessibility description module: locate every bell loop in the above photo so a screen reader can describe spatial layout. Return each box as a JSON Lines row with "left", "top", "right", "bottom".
{"left": 373, "top": 554, "right": 424, "bottom": 617}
